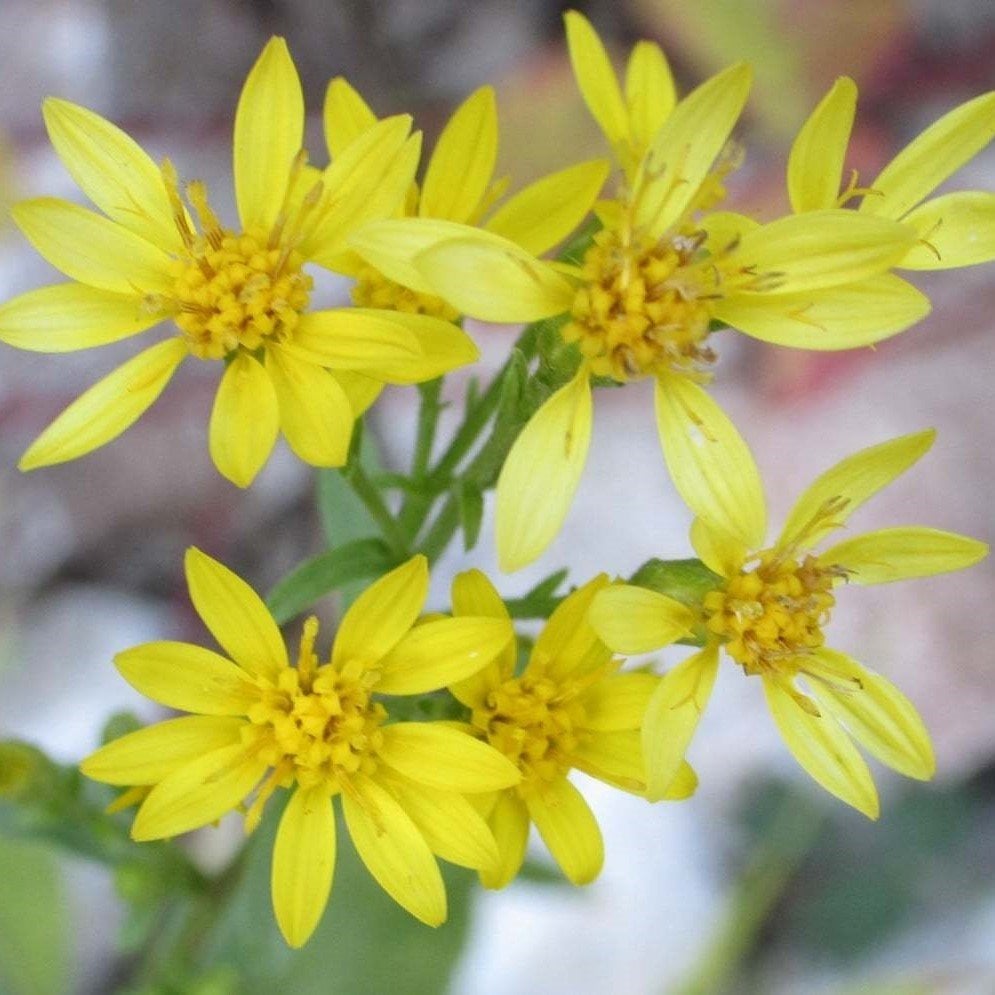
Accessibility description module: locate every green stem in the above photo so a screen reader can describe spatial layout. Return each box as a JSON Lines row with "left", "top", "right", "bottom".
{"left": 398, "top": 378, "right": 444, "bottom": 538}
{"left": 344, "top": 461, "right": 410, "bottom": 562}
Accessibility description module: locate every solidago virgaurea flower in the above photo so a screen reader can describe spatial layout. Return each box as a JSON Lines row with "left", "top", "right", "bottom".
{"left": 447, "top": 569, "right": 696, "bottom": 888}
{"left": 589, "top": 431, "right": 988, "bottom": 818}
{"left": 81, "top": 550, "right": 520, "bottom": 947}
{"left": 349, "top": 13, "right": 921, "bottom": 572}
{"left": 789, "top": 77, "right": 995, "bottom": 273}
{"left": 0, "top": 37, "right": 478, "bottom": 486}
{"left": 342, "top": 78, "right": 611, "bottom": 322}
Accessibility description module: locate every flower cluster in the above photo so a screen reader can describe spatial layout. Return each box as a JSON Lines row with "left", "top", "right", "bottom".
{"left": 0, "top": 10, "right": 991, "bottom": 951}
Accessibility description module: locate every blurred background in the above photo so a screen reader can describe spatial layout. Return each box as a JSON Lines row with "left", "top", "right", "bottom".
{"left": 1, "top": 1, "right": 994, "bottom": 993}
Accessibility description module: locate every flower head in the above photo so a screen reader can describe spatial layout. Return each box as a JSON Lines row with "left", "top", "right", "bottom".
{"left": 590, "top": 431, "right": 988, "bottom": 817}
{"left": 789, "top": 77, "right": 995, "bottom": 271}
{"left": 0, "top": 37, "right": 479, "bottom": 486}
{"left": 448, "top": 569, "right": 695, "bottom": 888}
{"left": 82, "top": 550, "right": 519, "bottom": 947}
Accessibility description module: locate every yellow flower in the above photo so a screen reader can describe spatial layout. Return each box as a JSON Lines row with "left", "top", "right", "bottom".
{"left": 564, "top": 9, "right": 676, "bottom": 181}
{"left": 589, "top": 430, "right": 989, "bottom": 818}
{"left": 81, "top": 550, "right": 519, "bottom": 947}
{"left": 348, "top": 19, "right": 921, "bottom": 572}
{"left": 0, "top": 37, "right": 478, "bottom": 486}
{"left": 342, "top": 78, "right": 611, "bottom": 321}
{"left": 447, "top": 569, "right": 696, "bottom": 888}
{"left": 789, "top": 77, "right": 995, "bottom": 271}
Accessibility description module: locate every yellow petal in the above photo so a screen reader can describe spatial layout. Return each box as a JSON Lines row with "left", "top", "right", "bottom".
{"left": 420, "top": 86, "right": 498, "bottom": 223}
{"left": 18, "top": 338, "right": 186, "bottom": 471}
{"left": 633, "top": 63, "right": 752, "bottom": 237}
{"left": 376, "top": 617, "right": 514, "bottom": 695}
{"left": 805, "top": 650, "right": 935, "bottom": 780}
{"left": 588, "top": 584, "right": 694, "bottom": 654}
{"left": 380, "top": 775, "right": 500, "bottom": 872}
{"left": 349, "top": 217, "right": 498, "bottom": 295}
{"left": 114, "top": 641, "right": 260, "bottom": 715}
{"left": 729, "top": 210, "right": 916, "bottom": 295}
{"left": 416, "top": 236, "right": 576, "bottom": 323}
{"left": 266, "top": 347, "right": 353, "bottom": 468}
{"left": 689, "top": 517, "right": 747, "bottom": 579}
{"left": 714, "top": 274, "right": 931, "bottom": 350}
{"left": 42, "top": 98, "right": 184, "bottom": 252}
{"left": 233, "top": 37, "right": 304, "bottom": 232}
{"left": 342, "top": 775, "right": 446, "bottom": 926}
{"left": 209, "top": 352, "right": 279, "bottom": 488}
{"left": 272, "top": 785, "right": 336, "bottom": 948}
{"left": 287, "top": 309, "right": 422, "bottom": 369}
{"left": 131, "top": 742, "right": 268, "bottom": 840}
{"left": 899, "top": 191, "right": 995, "bottom": 270}
{"left": 480, "top": 791, "right": 529, "bottom": 889}
{"left": 763, "top": 676, "right": 879, "bottom": 819}
{"left": 698, "top": 209, "right": 760, "bottom": 247}
{"left": 81, "top": 715, "right": 244, "bottom": 786}
{"left": 484, "top": 159, "right": 610, "bottom": 257}
{"left": 860, "top": 90, "right": 995, "bottom": 221}
{"left": 331, "top": 370, "right": 383, "bottom": 418}
{"left": 819, "top": 527, "right": 987, "bottom": 584}
{"left": 12, "top": 198, "right": 175, "bottom": 295}
{"left": 564, "top": 10, "right": 629, "bottom": 151}
{"left": 525, "top": 778, "right": 604, "bottom": 885}
{"left": 324, "top": 76, "right": 377, "bottom": 158}
{"left": 0, "top": 283, "right": 164, "bottom": 353}
{"left": 787, "top": 77, "right": 857, "bottom": 213}
{"left": 778, "top": 429, "right": 935, "bottom": 553}
{"left": 450, "top": 569, "right": 513, "bottom": 705}
{"left": 496, "top": 369, "right": 593, "bottom": 572}
{"left": 580, "top": 672, "right": 661, "bottom": 731}
{"left": 625, "top": 41, "right": 677, "bottom": 158}
{"left": 184, "top": 546, "right": 288, "bottom": 681}
{"left": 379, "top": 723, "right": 519, "bottom": 791}
{"left": 654, "top": 373, "right": 766, "bottom": 548}
{"left": 573, "top": 729, "right": 646, "bottom": 794}
{"left": 641, "top": 645, "right": 719, "bottom": 801}
{"left": 303, "top": 117, "right": 417, "bottom": 264}
{"left": 346, "top": 311, "right": 479, "bottom": 385}
{"left": 531, "top": 574, "right": 612, "bottom": 681}
{"left": 332, "top": 556, "right": 428, "bottom": 669}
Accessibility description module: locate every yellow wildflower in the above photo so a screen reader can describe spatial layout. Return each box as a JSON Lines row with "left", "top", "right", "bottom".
{"left": 342, "top": 77, "right": 611, "bottom": 321}
{"left": 789, "top": 77, "right": 995, "bottom": 272}
{"left": 0, "top": 37, "right": 478, "bottom": 486}
{"left": 82, "top": 550, "right": 519, "bottom": 947}
{"left": 349, "top": 16, "right": 921, "bottom": 572}
{"left": 589, "top": 430, "right": 988, "bottom": 818}
{"left": 448, "top": 570, "right": 695, "bottom": 888}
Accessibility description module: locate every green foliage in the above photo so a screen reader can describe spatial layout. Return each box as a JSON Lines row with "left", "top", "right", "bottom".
{"left": 456, "top": 480, "right": 484, "bottom": 552}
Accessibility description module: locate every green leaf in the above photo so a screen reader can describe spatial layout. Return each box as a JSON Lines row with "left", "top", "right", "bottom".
{"left": 202, "top": 801, "right": 475, "bottom": 995}
{"left": 0, "top": 837, "right": 70, "bottom": 995}
{"left": 456, "top": 481, "right": 484, "bottom": 552}
{"left": 266, "top": 538, "right": 395, "bottom": 625}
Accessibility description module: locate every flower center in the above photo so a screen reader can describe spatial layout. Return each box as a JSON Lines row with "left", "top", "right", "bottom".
{"left": 703, "top": 552, "right": 837, "bottom": 676}
{"left": 351, "top": 264, "right": 459, "bottom": 322}
{"left": 563, "top": 227, "right": 716, "bottom": 382}
{"left": 159, "top": 159, "right": 316, "bottom": 360}
{"left": 472, "top": 673, "right": 588, "bottom": 786}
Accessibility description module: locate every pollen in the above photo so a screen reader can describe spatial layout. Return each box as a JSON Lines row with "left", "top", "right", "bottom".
{"left": 703, "top": 552, "right": 836, "bottom": 677}
{"left": 471, "top": 673, "right": 589, "bottom": 785}
{"left": 351, "top": 264, "right": 460, "bottom": 322}
{"left": 563, "top": 226, "right": 716, "bottom": 382}
{"left": 244, "top": 618, "right": 385, "bottom": 797}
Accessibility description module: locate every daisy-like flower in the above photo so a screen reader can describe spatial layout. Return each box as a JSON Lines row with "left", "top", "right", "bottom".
{"left": 342, "top": 78, "right": 610, "bottom": 322}
{"left": 789, "top": 77, "right": 995, "bottom": 272}
{"left": 589, "top": 430, "right": 988, "bottom": 818}
{"left": 348, "top": 15, "right": 921, "bottom": 572}
{"left": 81, "top": 550, "right": 520, "bottom": 947}
{"left": 0, "top": 37, "right": 478, "bottom": 486}
{"left": 447, "top": 569, "right": 695, "bottom": 888}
